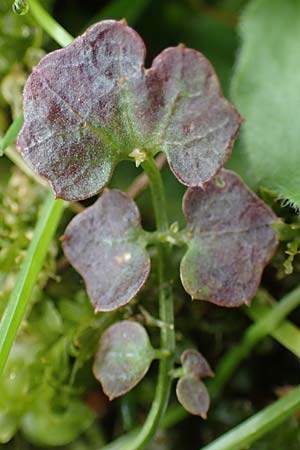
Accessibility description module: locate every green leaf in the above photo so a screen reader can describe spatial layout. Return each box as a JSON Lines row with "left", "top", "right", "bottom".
{"left": 18, "top": 19, "right": 241, "bottom": 200}
{"left": 21, "top": 398, "right": 94, "bottom": 446}
{"left": 181, "top": 169, "right": 278, "bottom": 307}
{"left": 93, "top": 320, "right": 154, "bottom": 400}
{"left": 230, "top": 0, "right": 300, "bottom": 208}
{"left": 0, "top": 411, "right": 19, "bottom": 443}
{"left": 63, "top": 189, "right": 150, "bottom": 311}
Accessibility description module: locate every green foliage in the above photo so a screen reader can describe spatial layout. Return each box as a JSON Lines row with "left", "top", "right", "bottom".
{"left": 1, "top": 1, "right": 300, "bottom": 450}
{"left": 230, "top": 0, "right": 300, "bottom": 208}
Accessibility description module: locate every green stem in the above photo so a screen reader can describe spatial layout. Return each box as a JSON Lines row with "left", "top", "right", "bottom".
{"left": 200, "top": 386, "right": 300, "bottom": 450}
{"left": 0, "top": 113, "right": 23, "bottom": 156}
{"left": 28, "top": 0, "right": 74, "bottom": 47}
{"left": 142, "top": 157, "right": 168, "bottom": 232}
{"left": 209, "top": 286, "right": 300, "bottom": 397}
{"left": 115, "top": 157, "right": 175, "bottom": 450}
{"left": 0, "top": 193, "right": 64, "bottom": 376}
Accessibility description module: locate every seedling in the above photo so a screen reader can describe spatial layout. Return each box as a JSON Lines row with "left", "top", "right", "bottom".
{"left": 13, "top": 18, "right": 279, "bottom": 449}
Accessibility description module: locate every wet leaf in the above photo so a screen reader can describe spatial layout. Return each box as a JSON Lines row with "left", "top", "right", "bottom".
{"left": 181, "top": 169, "right": 278, "bottom": 307}
{"left": 18, "top": 19, "right": 241, "bottom": 201}
{"left": 63, "top": 189, "right": 150, "bottom": 311}
{"left": 181, "top": 349, "right": 213, "bottom": 379}
{"left": 176, "top": 375, "right": 210, "bottom": 418}
{"left": 93, "top": 320, "right": 154, "bottom": 400}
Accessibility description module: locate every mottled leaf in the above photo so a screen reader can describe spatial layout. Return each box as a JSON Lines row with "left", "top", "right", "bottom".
{"left": 18, "top": 20, "right": 241, "bottom": 200}
{"left": 181, "top": 169, "right": 278, "bottom": 307}
{"left": 181, "top": 349, "right": 213, "bottom": 379}
{"left": 93, "top": 320, "right": 154, "bottom": 400}
{"left": 62, "top": 190, "right": 150, "bottom": 311}
{"left": 230, "top": 0, "right": 300, "bottom": 208}
{"left": 176, "top": 375, "right": 210, "bottom": 418}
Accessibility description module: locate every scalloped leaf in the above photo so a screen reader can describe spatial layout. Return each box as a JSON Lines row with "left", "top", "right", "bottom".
{"left": 181, "top": 169, "right": 279, "bottom": 307}
{"left": 176, "top": 376, "right": 210, "bottom": 418}
{"left": 18, "top": 20, "right": 241, "bottom": 201}
{"left": 62, "top": 189, "right": 150, "bottom": 312}
{"left": 181, "top": 349, "right": 213, "bottom": 379}
{"left": 93, "top": 320, "right": 154, "bottom": 400}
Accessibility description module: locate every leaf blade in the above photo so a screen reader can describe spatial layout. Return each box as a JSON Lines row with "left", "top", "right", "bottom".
{"left": 181, "top": 169, "right": 278, "bottom": 307}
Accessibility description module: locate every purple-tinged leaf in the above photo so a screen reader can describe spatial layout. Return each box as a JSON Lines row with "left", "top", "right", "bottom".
{"left": 181, "top": 169, "right": 279, "bottom": 307}
{"left": 62, "top": 190, "right": 150, "bottom": 312}
{"left": 181, "top": 349, "right": 213, "bottom": 379}
{"left": 176, "top": 376, "right": 210, "bottom": 418}
{"left": 93, "top": 320, "right": 154, "bottom": 400}
{"left": 18, "top": 20, "right": 242, "bottom": 201}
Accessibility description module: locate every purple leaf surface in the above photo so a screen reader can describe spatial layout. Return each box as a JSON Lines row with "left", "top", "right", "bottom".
{"left": 181, "top": 169, "right": 279, "bottom": 307}
{"left": 18, "top": 20, "right": 241, "bottom": 200}
{"left": 62, "top": 190, "right": 150, "bottom": 311}
{"left": 93, "top": 320, "right": 154, "bottom": 400}
{"left": 176, "top": 376, "right": 210, "bottom": 418}
{"left": 181, "top": 349, "right": 213, "bottom": 379}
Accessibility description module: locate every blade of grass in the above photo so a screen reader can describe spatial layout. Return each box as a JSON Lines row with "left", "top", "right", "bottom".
{"left": 209, "top": 287, "right": 300, "bottom": 397}
{"left": 200, "top": 386, "right": 300, "bottom": 450}
{"left": 28, "top": 0, "right": 74, "bottom": 47}
{"left": 0, "top": 1, "right": 73, "bottom": 376}
{"left": 0, "top": 193, "right": 64, "bottom": 376}
{"left": 0, "top": 113, "right": 23, "bottom": 156}
{"left": 247, "top": 295, "right": 300, "bottom": 357}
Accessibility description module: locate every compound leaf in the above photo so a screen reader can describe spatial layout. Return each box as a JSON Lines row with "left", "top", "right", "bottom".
{"left": 62, "top": 189, "right": 150, "bottom": 311}
{"left": 18, "top": 20, "right": 241, "bottom": 200}
{"left": 181, "top": 349, "right": 213, "bottom": 379}
{"left": 93, "top": 320, "right": 154, "bottom": 400}
{"left": 176, "top": 376, "right": 210, "bottom": 418}
{"left": 181, "top": 169, "right": 278, "bottom": 307}
{"left": 230, "top": 0, "right": 300, "bottom": 208}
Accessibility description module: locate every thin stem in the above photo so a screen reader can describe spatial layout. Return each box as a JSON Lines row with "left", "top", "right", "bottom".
{"left": 112, "top": 156, "right": 175, "bottom": 450}
{"left": 141, "top": 157, "right": 168, "bottom": 232}
{"left": 200, "top": 386, "right": 300, "bottom": 450}
{"left": 28, "top": 0, "right": 74, "bottom": 47}
{"left": 209, "top": 286, "right": 300, "bottom": 397}
{"left": 0, "top": 113, "right": 23, "bottom": 156}
{"left": 0, "top": 193, "right": 64, "bottom": 376}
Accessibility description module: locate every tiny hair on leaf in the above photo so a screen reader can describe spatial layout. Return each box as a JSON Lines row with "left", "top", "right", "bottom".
{"left": 181, "top": 169, "right": 279, "bottom": 307}
{"left": 18, "top": 20, "right": 242, "bottom": 201}
{"left": 62, "top": 189, "right": 150, "bottom": 312}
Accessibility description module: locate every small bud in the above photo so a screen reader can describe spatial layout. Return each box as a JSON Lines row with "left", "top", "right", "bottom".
{"left": 129, "top": 148, "right": 147, "bottom": 167}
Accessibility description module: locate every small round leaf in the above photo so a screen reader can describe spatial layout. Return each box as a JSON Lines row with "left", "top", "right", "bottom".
{"left": 181, "top": 349, "right": 213, "bottom": 379}
{"left": 63, "top": 189, "right": 150, "bottom": 312}
{"left": 93, "top": 320, "right": 154, "bottom": 400}
{"left": 176, "top": 375, "right": 210, "bottom": 418}
{"left": 181, "top": 169, "right": 279, "bottom": 307}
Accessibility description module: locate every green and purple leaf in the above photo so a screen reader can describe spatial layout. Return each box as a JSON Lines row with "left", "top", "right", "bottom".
{"left": 93, "top": 320, "right": 154, "bottom": 400}
{"left": 62, "top": 190, "right": 150, "bottom": 311}
{"left": 181, "top": 349, "right": 213, "bottom": 379}
{"left": 176, "top": 376, "right": 210, "bottom": 418}
{"left": 181, "top": 169, "right": 279, "bottom": 307}
{"left": 18, "top": 20, "right": 242, "bottom": 201}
